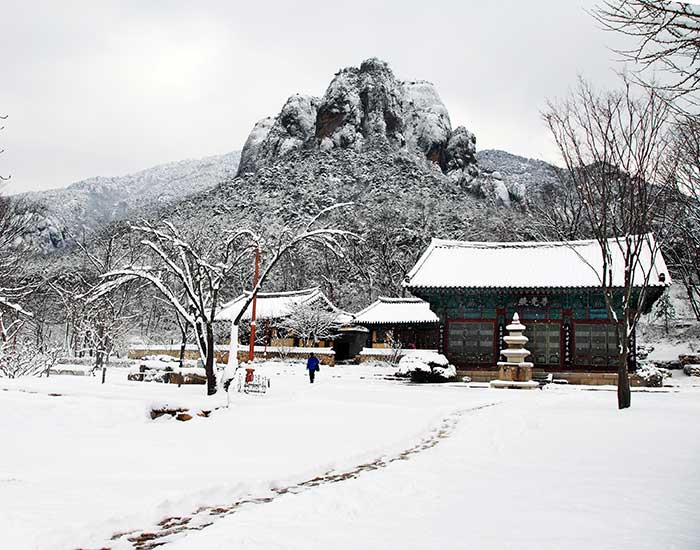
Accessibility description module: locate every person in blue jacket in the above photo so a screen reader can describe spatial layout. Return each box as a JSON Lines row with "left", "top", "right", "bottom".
{"left": 306, "top": 352, "right": 320, "bottom": 383}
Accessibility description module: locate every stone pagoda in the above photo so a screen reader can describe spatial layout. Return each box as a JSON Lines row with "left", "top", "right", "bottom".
{"left": 490, "top": 313, "right": 539, "bottom": 389}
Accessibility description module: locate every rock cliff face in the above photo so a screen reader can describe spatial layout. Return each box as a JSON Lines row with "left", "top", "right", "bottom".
{"left": 471, "top": 149, "right": 561, "bottom": 207}
{"left": 237, "top": 58, "right": 478, "bottom": 186}
{"left": 236, "top": 118, "right": 274, "bottom": 175}
{"left": 401, "top": 79, "right": 453, "bottom": 168}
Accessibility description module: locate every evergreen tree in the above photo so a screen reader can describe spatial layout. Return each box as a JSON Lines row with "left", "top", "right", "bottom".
{"left": 654, "top": 290, "right": 676, "bottom": 335}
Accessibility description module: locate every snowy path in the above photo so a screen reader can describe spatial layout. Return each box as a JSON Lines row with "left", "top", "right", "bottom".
{"left": 97, "top": 402, "right": 499, "bottom": 550}
{"left": 161, "top": 384, "right": 700, "bottom": 550}
{"left": 0, "top": 363, "right": 492, "bottom": 550}
{"left": 2, "top": 366, "right": 699, "bottom": 550}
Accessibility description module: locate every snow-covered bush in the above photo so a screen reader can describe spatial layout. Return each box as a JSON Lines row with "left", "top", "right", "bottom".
{"left": 396, "top": 352, "right": 457, "bottom": 383}
{"left": 636, "top": 363, "right": 671, "bottom": 387}
{"left": 0, "top": 340, "right": 66, "bottom": 379}
{"left": 636, "top": 344, "right": 654, "bottom": 361}
{"left": 384, "top": 330, "right": 403, "bottom": 365}
{"left": 683, "top": 364, "right": 700, "bottom": 377}
{"left": 128, "top": 360, "right": 207, "bottom": 384}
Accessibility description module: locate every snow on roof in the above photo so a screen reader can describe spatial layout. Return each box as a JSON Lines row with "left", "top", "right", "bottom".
{"left": 404, "top": 234, "right": 671, "bottom": 290}
{"left": 215, "top": 287, "right": 350, "bottom": 323}
{"left": 354, "top": 297, "right": 439, "bottom": 325}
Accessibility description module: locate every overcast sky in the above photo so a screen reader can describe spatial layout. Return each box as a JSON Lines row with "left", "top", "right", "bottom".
{"left": 0, "top": 0, "right": 634, "bottom": 194}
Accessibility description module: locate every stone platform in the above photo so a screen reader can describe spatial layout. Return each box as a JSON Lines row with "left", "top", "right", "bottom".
{"left": 490, "top": 379, "right": 540, "bottom": 390}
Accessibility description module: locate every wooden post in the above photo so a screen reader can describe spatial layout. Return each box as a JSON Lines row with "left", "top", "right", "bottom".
{"left": 101, "top": 367, "right": 106, "bottom": 384}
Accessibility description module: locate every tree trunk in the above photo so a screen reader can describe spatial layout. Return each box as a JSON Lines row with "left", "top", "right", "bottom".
{"left": 178, "top": 326, "right": 188, "bottom": 369}
{"left": 617, "top": 352, "right": 631, "bottom": 409}
{"left": 94, "top": 325, "right": 105, "bottom": 371}
{"left": 203, "top": 323, "right": 217, "bottom": 396}
{"left": 685, "top": 283, "right": 700, "bottom": 321}
{"left": 227, "top": 323, "right": 239, "bottom": 371}
{"left": 221, "top": 323, "right": 239, "bottom": 391}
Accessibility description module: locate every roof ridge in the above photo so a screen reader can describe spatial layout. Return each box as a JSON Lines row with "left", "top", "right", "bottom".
{"left": 430, "top": 233, "right": 655, "bottom": 249}
{"left": 378, "top": 296, "right": 425, "bottom": 303}
{"left": 242, "top": 287, "right": 320, "bottom": 298}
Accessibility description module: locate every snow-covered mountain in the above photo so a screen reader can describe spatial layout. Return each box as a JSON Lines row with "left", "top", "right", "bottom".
{"left": 18, "top": 151, "right": 240, "bottom": 251}
{"left": 16, "top": 58, "right": 565, "bottom": 309}
{"left": 233, "top": 58, "right": 560, "bottom": 209}
{"left": 159, "top": 59, "right": 564, "bottom": 308}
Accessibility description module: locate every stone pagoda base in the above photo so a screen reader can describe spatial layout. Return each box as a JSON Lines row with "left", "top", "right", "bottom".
{"left": 490, "top": 362, "right": 538, "bottom": 389}
{"left": 490, "top": 379, "right": 539, "bottom": 390}
{"left": 496, "top": 362, "right": 533, "bottom": 382}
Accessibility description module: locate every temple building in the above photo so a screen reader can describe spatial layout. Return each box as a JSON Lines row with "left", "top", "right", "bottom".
{"left": 402, "top": 235, "right": 670, "bottom": 375}
{"left": 353, "top": 297, "right": 440, "bottom": 350}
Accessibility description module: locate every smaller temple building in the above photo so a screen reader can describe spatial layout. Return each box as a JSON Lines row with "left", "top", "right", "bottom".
{"left": 214, "top": 287, "right": 365, "bottom": 363}
{"left": 215, "top": 287, "right": 351, "bottom": 348}
{"left": 354, "top": 297, "right": 440, "bottom": 350}
{"left": 403, "top": 235, "right": 670, "bottom": 375}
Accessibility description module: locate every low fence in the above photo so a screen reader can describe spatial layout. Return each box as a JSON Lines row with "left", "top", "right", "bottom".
{"left": 128, "top": 344, "right": 336, "bottom": 366}
{"left": 357, "top": 347, "right": 439, "bottom": 363}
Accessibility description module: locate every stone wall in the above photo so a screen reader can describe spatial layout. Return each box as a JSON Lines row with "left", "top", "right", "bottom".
{"left": 128, "top": 345, "right": 335, "bottom": 366}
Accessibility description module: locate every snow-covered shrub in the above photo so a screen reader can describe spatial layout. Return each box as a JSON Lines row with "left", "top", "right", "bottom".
{"left": 636, "top": 363, "right": 671, "bottom": 387}
{"left": 636, "top": 344, "right": 654, "bottom": 361}
{"left": 128, "top": 360, "right": 207, "bottom": 384}
{"left": 138, "top": 355, "right": 180, "bottom": 370}
{"left": 649, "top": 359, "right": 682, "bottom": 370}
{"left": 396, "top": 352, "right": 457, "bottom": 383}
{"left": 384, "top": 330, "right": 403, "bottom": 365}
{"left": 0, "top": 341, "right": 66, "bottom": 379}
{"left": 683, "top": 364, "right": 700, "bottom": 377}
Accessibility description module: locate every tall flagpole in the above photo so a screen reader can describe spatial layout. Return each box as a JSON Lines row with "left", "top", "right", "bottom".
{"left": 248, "top": 243, "right": 260, "bottom": 363}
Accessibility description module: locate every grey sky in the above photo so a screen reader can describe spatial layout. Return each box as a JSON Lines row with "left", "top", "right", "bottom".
{"left": 1, "top": 0, "right": 633, "bottom": 193}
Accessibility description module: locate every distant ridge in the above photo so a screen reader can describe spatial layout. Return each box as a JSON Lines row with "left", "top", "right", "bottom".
{"left": 17, "top": 151, "right": 240, "bottom": 251}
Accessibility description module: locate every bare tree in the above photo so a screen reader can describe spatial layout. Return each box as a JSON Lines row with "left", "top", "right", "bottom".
{"left": 73, "top": 226, "right": 143, "bottom": 370}
{"left": 543, "top": 78, "right": 674, "bottom": 409}
{"left": 530, "top": 170, "right": 591, "bottom": 241}
{"left": 224, "top": 204, "right": 357, "bottom": 384}
{"left": 280, "top": 302, "right": 339, "bottom": 347}
{"left": 0, "top": 334, "right": 65, "bottom": 379}
{"left": 0, "top": 113, "right": 9, "bottom": 183}
{"left": 0, "top": 113, "right": 42, "bottom": 373}
{"left": 92, "top": 203, "right": 356, "bottom": 395}
{"left": 0, "top": 294, "right": 62, "bottom": 380}
{"left": 594, "top": 1, "right": 700, "bottom": 317}
{"left": 0, "top": 298, "right": 32, "bottom": 376}
{"left": 662, "top": 115, "right": 700, "bottom": 318}
{"left": 384, "top": 329, "right": 404, "bottom": 366}
{"left": 88, "top": 222, "right": 252, "bottom": 395}
{"left": 594, "top": 1, "right": 700, "bottom": 106}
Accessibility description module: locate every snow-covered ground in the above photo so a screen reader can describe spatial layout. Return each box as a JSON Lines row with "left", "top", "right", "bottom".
{"left": 1, "top": 362, "right": 699, "bottom": 550}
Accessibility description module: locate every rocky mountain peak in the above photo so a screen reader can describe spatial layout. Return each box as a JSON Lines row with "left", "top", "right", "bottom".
{"left": 237, "top": 58, "right": 478, "bottom": 184}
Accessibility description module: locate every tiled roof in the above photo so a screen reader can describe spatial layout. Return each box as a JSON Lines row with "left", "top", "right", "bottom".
{"left": 404, "top": 234, "right": 670, "bottom": 290}
{"left": 354, "top": 297, "right": 439, "bottom": 325}
{"left": 215, "top": 287, "right": 350, "bottom": 323}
